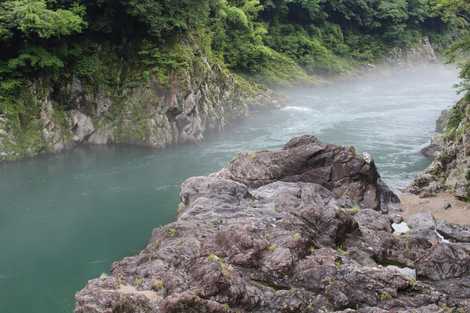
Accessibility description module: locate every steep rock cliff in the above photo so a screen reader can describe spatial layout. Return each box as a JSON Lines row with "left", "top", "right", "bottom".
{"left": 410, "top": 98, "right": 470, "bottom": 200}
{"left": 0, "top": 49, "right": 275, "bottom": 161}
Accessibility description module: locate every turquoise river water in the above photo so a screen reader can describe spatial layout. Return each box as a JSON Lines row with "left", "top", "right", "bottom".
{"left": 0, "top": 64, "right": 460, "bottom": 313}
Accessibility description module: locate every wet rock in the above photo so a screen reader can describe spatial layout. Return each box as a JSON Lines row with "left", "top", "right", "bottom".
{"left": 421, "top": 143, "right": 440, "bottom": 158}
{"left": 88, "top": 125, "right": 114, "bottom": 145}
{"left": 75, "top": 136, "right": 470, "bottom": 313}
{"left": 421, "top": 133, "right": 445, "bottom": 159}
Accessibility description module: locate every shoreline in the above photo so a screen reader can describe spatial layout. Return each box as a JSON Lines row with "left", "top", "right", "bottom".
{"left": 400, "top": 192, "right": 470, "bottom": 224}
{"left": 0, "top": 59, "right": 447, "bottom": 164}
{"left": 75, "top": 135, "right": 470, "bottom": 312}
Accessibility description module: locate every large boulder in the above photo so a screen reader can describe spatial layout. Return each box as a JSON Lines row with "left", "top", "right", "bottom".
{"left": 218, "top": 135, "right": 399, "bottom": 212}
{"left": 75, "top": 136, "right": 470, "bottom": 313}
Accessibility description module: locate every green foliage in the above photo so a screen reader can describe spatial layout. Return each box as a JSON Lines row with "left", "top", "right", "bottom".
{"left": 378, "top": 291, "right": 393, "bottom": 301}
{"left": 445, "top": 99, "right": 467, "bottom": 140}
{"left": 0, "top": 0, "right": 459, "bottom": 90}
{"left": 140, "top": 41, "right": 194, "bottom": 85}
{"left": 0, "top": 0, "right": 86, "bottom": 40}
{"left": 124, "top": 0, "right": 212, "bottom": 40}
{"left": 265, "top": 25, "right": 350, "bottom": 74}
{"left": 0, "top": 0, "right": 467, "bottom": 150}
{"left": 213, "top": 1, "right": 269, "bottom": 72}
{"left": 439, "top": 0, "right": 470, "bottom": 95}
{"left": 6, "top": 47, "right": 64, "bottom": 72}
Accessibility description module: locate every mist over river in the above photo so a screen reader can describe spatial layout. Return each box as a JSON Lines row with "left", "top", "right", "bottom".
{"left": 0, "top": 64, "right": 460, "bottom": 313}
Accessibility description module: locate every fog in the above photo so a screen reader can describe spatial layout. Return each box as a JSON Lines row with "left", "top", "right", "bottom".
{"left": 239, "top": 63, "right": 461, "bottom": 188}
{"left": 0, "top": 63, "right": 460, "bottom": 313}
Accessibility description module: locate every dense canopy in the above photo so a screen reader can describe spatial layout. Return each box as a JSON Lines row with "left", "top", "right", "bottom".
{"left": 0, "top": 0, "right": 468, "bottom": 136}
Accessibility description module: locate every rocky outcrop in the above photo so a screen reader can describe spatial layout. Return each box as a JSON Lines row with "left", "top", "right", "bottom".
{"left": 385, "top": 37, "right": 438, "bottom": 66}
{"left": 0, "top": 54, "right": 276, "bottom": 161}
{"left": 75, "top": 136, "right": 470, "bottom": 313}
{"left": 410, "top": 98, "right": 469, "bottom": 200}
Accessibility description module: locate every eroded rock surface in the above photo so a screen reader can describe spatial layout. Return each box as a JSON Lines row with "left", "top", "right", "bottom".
{"left": 410, "top": 99, "right": 469, "bottom": 200}
{"left": 75, "top": 136, "right": 470, "bottom": 313}
{"left": 0, "top": 57, "right": 277, "bottom": 161}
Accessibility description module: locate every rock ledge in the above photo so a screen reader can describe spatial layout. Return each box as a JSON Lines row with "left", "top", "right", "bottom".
{"left": 75, "top": 136, "right": 470, "bottom": 313}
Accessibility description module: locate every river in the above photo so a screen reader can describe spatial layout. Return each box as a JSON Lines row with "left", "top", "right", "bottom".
{"left": 0, "top": 64, "right": 460, "bottom": 313}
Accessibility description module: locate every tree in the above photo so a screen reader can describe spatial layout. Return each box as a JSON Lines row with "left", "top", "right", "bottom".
{"left": 0, "top": 0, "right": 86, "bottom": 40}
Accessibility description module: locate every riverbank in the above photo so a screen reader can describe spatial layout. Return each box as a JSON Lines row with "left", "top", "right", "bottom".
{"left": 401, "top": 192, "right": 470, "bottom": 224}
{"left": 408, "top": 97, "right": 469, "bottom": 200}
{"left": 0, "top": 37, "right": 442, "bottom": 163}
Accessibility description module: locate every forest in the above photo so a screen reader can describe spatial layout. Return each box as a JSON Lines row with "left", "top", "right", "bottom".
{"left": 0, "top": 0, "right": 469, "bottom": 152}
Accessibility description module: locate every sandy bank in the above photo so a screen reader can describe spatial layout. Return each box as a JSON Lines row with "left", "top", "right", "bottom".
{"left": 401, "top": 192, "right": 470, "bottom": 225}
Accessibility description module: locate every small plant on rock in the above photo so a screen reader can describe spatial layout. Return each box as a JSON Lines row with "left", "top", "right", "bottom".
{"left": 348, "top": 205, "right": 361, "bottom": 215}
{"left": 267, "top": 243, "right": 277, "bottom": 252}
{"left": 336, "top": 244, "right": 348, "bottom": 256}
{"left": 308, "top": 245, "right": 316, "bottom": 254}
{"left": 208, "top": 253, "right": 220, "bottom": 262}
{"left": 292, "top": 232, "right": 302, "bottom": 241}
{"left": 378, "top": 291, "right": 393, "bottom": 301}
{"left": 151, "top": 279, "right": 165, "bottom": 291}
{"left": 133, "top": 276, "right": 144, "bottom": 287}
{"left": 166, "top": 228, "right": 177, "bottom": 237}
{"left": 335, "top": 258, "right": 343, "bottom": 269}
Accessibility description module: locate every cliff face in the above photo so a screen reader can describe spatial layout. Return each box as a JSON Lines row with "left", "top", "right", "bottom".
{"left": 384, "top": 37, "right": 438, "bottom": 66}
{"left": 410, "top": 98, "right": 470, "bottom": 200}
{"left": 0, "top": 37, "right": 441, "bottom": 162}
{"left": 0, "top": 51, "right": 274, "bottom": 161}
{"left": 75, "top": 136, "right": 470, "bottom": 313}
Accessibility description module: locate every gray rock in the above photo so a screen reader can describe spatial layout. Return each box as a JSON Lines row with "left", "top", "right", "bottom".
{"left": 420, "top": 143, "right": 440, "bottom": 159}
{"left": 442, "top": 202, "right": 452, "bottom": 210}
{"left": 436, "top": 220, "right": 470, "bottom": 243}
{"left": 88, "top": 125, "right": 114, "bottom": 145}
{"left": 410, "top": 99, "right": 469, "bottom": 200}
{"left": 70, "top": 110, "right": 95, "bottom": 143}
{"left": 75, "top": 136, "right": 470, "bottom": 313}
{"left": 406, "top": 212, "right": 437, "bottom": 240}
{"left": 223, "top": 135, "right": 399, "bottom": 212}
{"left": 0, "top": 53, "right": 278, "bottom": 161}
{"left": 436, "top": 110, "right": 449, "bottom": 133}
{"left": 386, "top": 265, "right": 416, "bottom": 280}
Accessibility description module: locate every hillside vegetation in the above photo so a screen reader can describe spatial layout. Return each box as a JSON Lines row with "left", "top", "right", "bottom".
{"left": 0, "top": 0, "right": 468, "bottom": 159}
